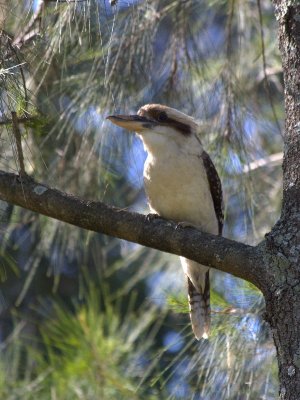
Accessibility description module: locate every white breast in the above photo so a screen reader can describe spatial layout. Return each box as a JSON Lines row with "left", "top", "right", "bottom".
{"left": 144, "top": 151, "right": 218, "bottom": 235}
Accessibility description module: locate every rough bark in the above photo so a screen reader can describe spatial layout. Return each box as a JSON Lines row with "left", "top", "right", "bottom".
{"left": 0, "top": 170, "right": 264, "bottom": 288}
{"left": 266, "top": 2, "right": 300, "bottom": 399}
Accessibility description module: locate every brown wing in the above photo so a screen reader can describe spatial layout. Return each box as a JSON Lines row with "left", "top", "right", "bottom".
{"left": 201, "top": 151, "right": 224, "bottom": 235}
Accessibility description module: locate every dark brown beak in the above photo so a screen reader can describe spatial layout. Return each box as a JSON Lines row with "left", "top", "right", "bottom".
{"left": 106, "top": 114, "right": 154, "bottom": 132}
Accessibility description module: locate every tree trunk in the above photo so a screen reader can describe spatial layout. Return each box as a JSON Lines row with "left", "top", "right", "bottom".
{"left": 266, "top": 2, "right": 300, "bottom": 399}
{"left": 264, "top": 221, "right": 300, "bottom": 400}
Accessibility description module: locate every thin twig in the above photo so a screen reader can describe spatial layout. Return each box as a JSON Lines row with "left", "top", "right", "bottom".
{"left": 224, "top": 0, "right": 235, "bottom": 141}
{"left": 11, "top": 112, "right": 26, "bottom": 176}
{"left": 7, "top": 39, "right": 29, "bottom": 110}
{"left": 12, "top": 0, "right": 46, "bottom": 47}
{"left": 0, "top": 116, "right": 37, "bottom": 126}
{"left": 243, "top": 152, "right": 283, "bottom": 173}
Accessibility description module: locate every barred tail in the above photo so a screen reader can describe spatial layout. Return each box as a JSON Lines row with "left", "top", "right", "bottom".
{"left": 187, "top": 272, "right": 210, "bottom": 340}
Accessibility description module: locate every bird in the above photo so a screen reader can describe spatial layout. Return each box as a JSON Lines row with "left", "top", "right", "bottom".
{"left": 107, "top": 104, "right": 223, "bottom": 340}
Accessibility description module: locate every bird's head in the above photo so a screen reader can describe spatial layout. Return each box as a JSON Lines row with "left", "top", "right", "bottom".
{"left": 107, "top": 104, "right": 202, "bottom": 155}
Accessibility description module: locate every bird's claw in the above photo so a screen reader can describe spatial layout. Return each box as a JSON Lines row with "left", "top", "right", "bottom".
{"left": 145, "top": 213, "right": 160, "bottom": 223}
{"left": 175, "top": 221, "right": 198, "bottom": 230}
{"left": 14, "top": 172, "right": 33, "bottom": 184}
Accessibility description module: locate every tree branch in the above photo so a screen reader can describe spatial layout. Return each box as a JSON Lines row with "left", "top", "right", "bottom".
{"left": 0, "top": 170, "right": 265, "bottom": 289}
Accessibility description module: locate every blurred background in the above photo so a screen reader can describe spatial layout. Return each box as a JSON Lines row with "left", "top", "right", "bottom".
{"left": 0, "top": 0, "right": 283, "bottom": 398}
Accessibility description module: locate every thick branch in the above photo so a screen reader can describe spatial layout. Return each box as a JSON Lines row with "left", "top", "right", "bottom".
{"left": 0, "top": 170, "right": 264, "bottom": 288}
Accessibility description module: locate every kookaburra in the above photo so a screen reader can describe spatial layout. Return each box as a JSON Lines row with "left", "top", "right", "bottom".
{"left": 107, "top": 104, "right": 223, "bottom": 340}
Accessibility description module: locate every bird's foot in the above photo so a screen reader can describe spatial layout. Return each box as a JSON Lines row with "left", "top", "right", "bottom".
{"left": 145, "top": 213, "right": 161, "bottom": 223}
{"left": 175, "top": 221, "right": 198, "bottom": 230}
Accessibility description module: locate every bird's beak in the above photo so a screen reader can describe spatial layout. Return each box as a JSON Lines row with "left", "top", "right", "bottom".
{"left": 106, "top": 114, "right": 154, "bottom": 132}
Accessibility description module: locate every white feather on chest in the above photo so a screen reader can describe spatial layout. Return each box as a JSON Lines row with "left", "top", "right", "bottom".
{"left": 143, "top": 150, "right": 218, "bottom": 235}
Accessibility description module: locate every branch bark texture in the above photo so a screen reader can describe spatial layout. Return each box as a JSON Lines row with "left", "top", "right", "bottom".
{"left": 0, "top": 170, "right": 264, "bottom": 289}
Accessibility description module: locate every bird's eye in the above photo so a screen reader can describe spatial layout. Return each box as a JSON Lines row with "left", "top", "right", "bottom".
{"left": 157, "top": 111, "right": 168, "bottom": 122}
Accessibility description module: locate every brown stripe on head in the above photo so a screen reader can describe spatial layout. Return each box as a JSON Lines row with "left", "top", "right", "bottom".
{"left": 138, "top": 104, "right": 198, "bottom": 136}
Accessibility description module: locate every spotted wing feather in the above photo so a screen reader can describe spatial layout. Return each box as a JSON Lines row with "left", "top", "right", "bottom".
{"left": 201, "top": 151, "right": 224, "bottom": 235}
